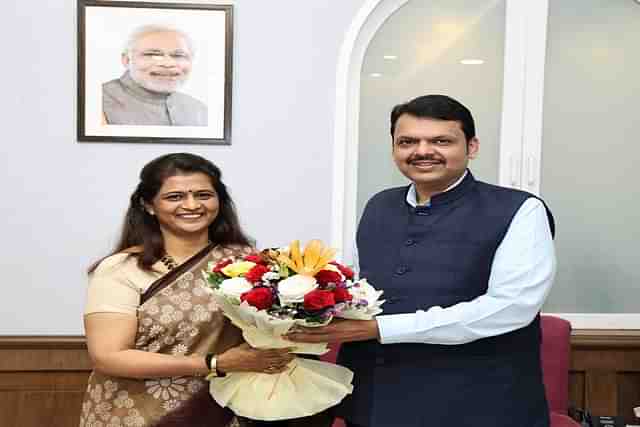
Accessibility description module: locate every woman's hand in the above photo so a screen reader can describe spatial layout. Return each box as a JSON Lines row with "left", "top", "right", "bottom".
{"left": 216, "top": 343, "right": 295, "bottom": 375}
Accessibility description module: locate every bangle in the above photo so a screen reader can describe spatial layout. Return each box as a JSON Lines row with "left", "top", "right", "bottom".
{"left": 204, "top": 353, "right": 214, "bottom": 370}
{"left": 204, "top": 353, "right": 226, "bottom": 379}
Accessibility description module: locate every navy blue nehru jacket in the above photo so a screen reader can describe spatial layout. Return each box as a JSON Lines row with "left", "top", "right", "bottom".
{"left": 335, "top": 172, "right": 555, "bottom": 427}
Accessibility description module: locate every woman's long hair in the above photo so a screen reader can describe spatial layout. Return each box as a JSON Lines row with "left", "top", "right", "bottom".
{"left": 89, "top": 153, "right": 251, "bottom": 272}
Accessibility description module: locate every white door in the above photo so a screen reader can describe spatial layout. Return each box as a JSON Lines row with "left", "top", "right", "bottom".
{"left": 334, "top": 0, "right": 640, "bottom": 325}
{"left": 539, "top": 0, "right": 640, "bottom": 315}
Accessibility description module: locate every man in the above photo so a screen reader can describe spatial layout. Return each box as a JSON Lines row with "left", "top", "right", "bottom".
{"left": 102, "top": 25, "right": 207, "bottom": 126}
{"left": 287, "top": 95, "right": 556, "bottom": 427}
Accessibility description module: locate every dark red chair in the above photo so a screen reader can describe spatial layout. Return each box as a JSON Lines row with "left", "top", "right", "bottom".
{"left": 321, "top": 315, "right": 580, "bottom": 427}
{"left": 541, "top": 315, "right": 581, "bottom": 427}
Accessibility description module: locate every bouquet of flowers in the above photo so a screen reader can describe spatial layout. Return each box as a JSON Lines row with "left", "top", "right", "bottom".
{"left": 203, "top": 240, "right": 383, "bottom": 420}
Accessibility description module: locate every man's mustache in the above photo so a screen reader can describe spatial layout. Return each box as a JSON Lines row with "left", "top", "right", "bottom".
{"left": 407, "top": 155, "right": 444, "bottom": 163}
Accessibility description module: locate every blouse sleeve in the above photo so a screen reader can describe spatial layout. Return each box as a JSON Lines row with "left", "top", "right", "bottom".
{"left": 84, "top": 254, "right": 145, "bottom": 316}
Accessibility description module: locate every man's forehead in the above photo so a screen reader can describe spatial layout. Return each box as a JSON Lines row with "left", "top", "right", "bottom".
{"left": 134, "top": 31, "right": 190, "bottom": 50}
{"left": 395, "top": 114, "right": 464, "bottom": 137}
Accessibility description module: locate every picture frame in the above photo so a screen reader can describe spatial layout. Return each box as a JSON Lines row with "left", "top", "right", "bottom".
{"left": 77, "top": 0, "right": 233, "bottom": 145}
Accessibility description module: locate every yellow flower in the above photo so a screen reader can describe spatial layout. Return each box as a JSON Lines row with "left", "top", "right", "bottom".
{"left": 221, "top": 261, "right": 256, "bottom": 277}
{"left": 278, "top": 240, "right": 337, "bottom": 276}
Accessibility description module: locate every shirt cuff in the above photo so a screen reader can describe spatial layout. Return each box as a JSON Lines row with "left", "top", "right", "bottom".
{"left": 376, "top": 313, "right": 419, "bottom": 344}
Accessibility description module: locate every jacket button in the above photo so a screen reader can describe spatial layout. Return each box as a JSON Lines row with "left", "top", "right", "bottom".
{"left": 395, "top": 265, "right": 408, "bottom": 275}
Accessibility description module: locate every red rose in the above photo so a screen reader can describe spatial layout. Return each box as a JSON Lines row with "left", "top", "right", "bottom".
{"left": 213, "top": 259, "right": 233, "bottom": 273}
{"left": 333, "top": 287, "right": 353, "bottom": 303}
{"left": 330, "top": 262, "right": 354, "bottom": 280}
{"left": 244, "top": 254, "right": 265, "bottom": 265}
{"left": 303, "top": 289, "right": 336, "bottom": 311}
{"left": 241, "top": 287, "right": 274, "bottom": 310}
{"left": 315, "top": 269, "right": 343, "bottom": 286}
{"left": 245, "top": 264, "right": 270, "bottom": 284}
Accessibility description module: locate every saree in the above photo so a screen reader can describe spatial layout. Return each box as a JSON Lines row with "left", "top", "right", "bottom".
{"left": 80, "top": 244, "right": 251, "bottom": 427}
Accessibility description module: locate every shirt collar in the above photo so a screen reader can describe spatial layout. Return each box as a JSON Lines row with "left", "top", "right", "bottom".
{"left": 405, "top": 170, "right": 468, "bottom": 207}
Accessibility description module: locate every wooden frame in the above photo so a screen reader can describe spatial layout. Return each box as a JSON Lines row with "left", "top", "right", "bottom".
{"left": 77, "top": 0, "right": 233, "bottom": 144}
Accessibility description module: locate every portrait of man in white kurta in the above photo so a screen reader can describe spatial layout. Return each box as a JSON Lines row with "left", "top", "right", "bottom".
{"left": 102, "top": 25, "right": 208, "bottom": 127}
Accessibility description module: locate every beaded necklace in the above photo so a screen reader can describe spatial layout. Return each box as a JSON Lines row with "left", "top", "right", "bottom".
{"left": 160, "top": 254, "right": 178, "bottom": 271}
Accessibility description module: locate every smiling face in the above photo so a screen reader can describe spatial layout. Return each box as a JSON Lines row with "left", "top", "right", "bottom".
{"left": 144, "top": 173, "right": 219, "bottom": 243}
{"left": 123, "top": 30, "right": 193, "bottom": 94}
{"left": 392, "top": 114, "right": 478, "bottom": 202}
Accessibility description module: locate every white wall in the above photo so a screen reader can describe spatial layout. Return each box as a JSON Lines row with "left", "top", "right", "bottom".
{"left": 0, "top": 1, "right": 366, "bottom": 334}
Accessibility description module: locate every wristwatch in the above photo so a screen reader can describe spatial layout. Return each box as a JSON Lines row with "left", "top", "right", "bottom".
{"left": 204, "top": 353, "right": 225, "bottom": 379}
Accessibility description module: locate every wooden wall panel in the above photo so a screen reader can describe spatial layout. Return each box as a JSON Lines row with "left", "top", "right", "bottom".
{"left": 569, "top": 371, "right": 585, "bottom": 410}
{"left": 618, "top": 373, "right": 640, "bottom": 423}
{"left": 0, "top": 337, "right": 91, "bottom": 427}
{"left": 570, "top": 330, "right": 640, "bottom": 425}
{"left": 585, "top": 370, "right": 617, "bottom": 416}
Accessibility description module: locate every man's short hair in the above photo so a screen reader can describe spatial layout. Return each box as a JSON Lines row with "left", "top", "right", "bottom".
{"left": 390, "top": 94, "right": 476, "bottom": 141}
{"left": 123, "top": 24, "right": 195, "bottom": 58}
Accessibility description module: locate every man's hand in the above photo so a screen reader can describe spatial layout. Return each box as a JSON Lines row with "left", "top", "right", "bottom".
{"left": 217, "top": 343, "right": 295, "bottom": 375}
{"left": 285, "top": 319, "right": 380, "bottom": 343}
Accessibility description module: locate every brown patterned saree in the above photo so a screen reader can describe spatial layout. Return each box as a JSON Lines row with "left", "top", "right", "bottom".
{"left": 80, "top": 244, "right": 251, "bottom": 427}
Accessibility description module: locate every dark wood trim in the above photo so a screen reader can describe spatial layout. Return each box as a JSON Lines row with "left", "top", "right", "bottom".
{"left": 0, "top": 337, "right": 92, "bottom": 372}
{"left": 571, "top": 329, "right": 640, "bottom": 348}
{"left": 2, "top": 330, "right": 640, "bottom": 351}
{"left": 0, "top": 336, "right": 87, "bottom": 350}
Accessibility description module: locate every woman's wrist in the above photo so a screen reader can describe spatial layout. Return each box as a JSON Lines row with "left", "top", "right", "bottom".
{"left": 188, "top": 354, "right": 210, "bottom": 376}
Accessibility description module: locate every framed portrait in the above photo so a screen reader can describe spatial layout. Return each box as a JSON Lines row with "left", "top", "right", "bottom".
{"left": 77, "top": 0, "right": 233, "bottom": 145}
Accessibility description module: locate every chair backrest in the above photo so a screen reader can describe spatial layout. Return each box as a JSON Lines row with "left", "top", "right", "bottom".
{"left": 540, "top": 315, "right": 572, "bottom": 414}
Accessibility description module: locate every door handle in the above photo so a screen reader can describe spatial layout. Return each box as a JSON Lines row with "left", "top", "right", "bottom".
{"left": 527, "top": 155, "right": 536, "bottom": 186}
{"left": 510, "top": 155, "right": 518, "bottom": 186}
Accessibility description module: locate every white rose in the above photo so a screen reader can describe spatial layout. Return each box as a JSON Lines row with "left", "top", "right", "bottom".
{"left": 278, "top": 275, "right": 318, "bottom": 305}
{"left": 348, "top": 279, "right": 382, "bottom": 306}
{"left": 262, "top": 271, "right": 281, "bottom": 281}
{"left": 338, "top": 279, "right": 384, "bottom": 320}
{"left": 219, "top": 277, "right": 253, "bottom": 299}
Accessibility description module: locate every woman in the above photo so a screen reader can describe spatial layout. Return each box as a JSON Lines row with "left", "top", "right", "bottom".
{"left": 79, "top": 153, "right": 294, "bottom": 427}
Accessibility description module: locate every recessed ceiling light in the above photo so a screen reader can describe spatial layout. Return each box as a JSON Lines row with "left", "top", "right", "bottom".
{"left": 383, "top": 55, "right": 397, "bottom": 60}
{"left": 370, "top": 73, "right": 383, "bottom": 77}
{"left": 460, "top": 59, "right": 484, "bottom": 65}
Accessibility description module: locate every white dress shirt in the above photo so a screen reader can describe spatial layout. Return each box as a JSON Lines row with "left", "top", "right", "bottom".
{"left": 369, "top": 175, "right": 556, "bottom": 345}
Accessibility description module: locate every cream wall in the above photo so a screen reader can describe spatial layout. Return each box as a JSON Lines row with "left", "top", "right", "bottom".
{"left": 0, "top": 1, "right": 366, "bottom": 334}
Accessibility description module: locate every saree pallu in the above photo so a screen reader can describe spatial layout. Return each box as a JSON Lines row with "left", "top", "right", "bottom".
{"left": 79, "top": 244, "right": 251, "bottom": 427}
